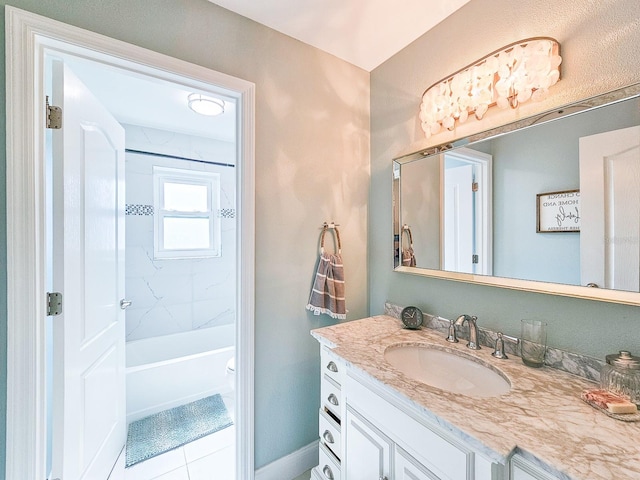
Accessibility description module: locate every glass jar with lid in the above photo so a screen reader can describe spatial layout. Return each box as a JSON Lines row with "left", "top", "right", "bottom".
{"left": 600, "top": 350, "right": 640, "bottom": 405}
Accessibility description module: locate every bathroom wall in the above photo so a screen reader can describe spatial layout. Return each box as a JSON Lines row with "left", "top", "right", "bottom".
{"left": 0, "top": 0, "right": 370, "bottom": 475}
{"left": 370, "top": 0, "right": 640, "bottom": 360}
{"left": 124, "top": 124, "right": 236, "bottom": 342}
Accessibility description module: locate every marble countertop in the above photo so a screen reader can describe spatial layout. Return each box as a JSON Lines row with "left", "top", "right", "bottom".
{"left": 311, "top": 315, "right": 640, "bottom": 480}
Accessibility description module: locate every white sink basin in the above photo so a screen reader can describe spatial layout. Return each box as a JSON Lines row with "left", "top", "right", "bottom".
{"left": 384, "top": 344, "right": 511, "bottom": 398}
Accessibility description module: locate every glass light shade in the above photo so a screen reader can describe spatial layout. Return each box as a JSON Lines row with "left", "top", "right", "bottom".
{"left": 420, "top": 38, "right": 561, "bottom": 138}
{"left": 188, "top": 93, "right": 225, "bottom": 116}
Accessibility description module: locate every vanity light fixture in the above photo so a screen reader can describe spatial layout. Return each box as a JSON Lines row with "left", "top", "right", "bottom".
{"left": 187, "top": 93, "right": 225, "bottom": 116}
{"left": 420, "top": 37, "right": 562, "bottom": 138}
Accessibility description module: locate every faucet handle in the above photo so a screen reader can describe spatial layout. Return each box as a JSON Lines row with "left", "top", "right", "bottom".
{"left": 492, "top": 332, "right": 507, "bottom": 359}
{"left": 491, "top": 332, "right": 519, "bottom": 359}
{"left": 446, "top": 318, "right": 459, "bottom": 343}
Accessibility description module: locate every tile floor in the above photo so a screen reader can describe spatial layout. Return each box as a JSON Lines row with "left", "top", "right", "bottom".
{"left": 120, "top": 392, "right": 312, "bottom": 480}
{"left": 124, "top": 394, "right": 236, "bottom": 480}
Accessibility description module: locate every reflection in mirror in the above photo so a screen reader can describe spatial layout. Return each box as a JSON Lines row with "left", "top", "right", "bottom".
{"left": 394, "top": 85, "right": 640, "bottom": 299}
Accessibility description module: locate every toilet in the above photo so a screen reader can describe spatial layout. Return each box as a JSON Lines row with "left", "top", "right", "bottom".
{"left": 225, "top": 357, "right": 235, "bottom": 389}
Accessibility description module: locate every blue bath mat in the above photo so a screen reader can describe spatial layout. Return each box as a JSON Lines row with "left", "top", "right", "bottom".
{"left": 125, "top": 394, "right": 233, "bottom": 467}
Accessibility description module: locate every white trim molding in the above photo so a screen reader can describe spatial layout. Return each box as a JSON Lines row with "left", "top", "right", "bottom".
{"left": 5, "top": 6, "right": 255, "bottom": 480}
{"left": 255, "top": 441, "right": 319, "bottom": 480}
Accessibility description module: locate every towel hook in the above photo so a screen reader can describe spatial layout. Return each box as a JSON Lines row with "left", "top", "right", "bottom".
{"left": 401, "top": 224, "right": 414, "bottom": 248}
{"left": 320, "top": 222, "right": 342, "bottom": 255}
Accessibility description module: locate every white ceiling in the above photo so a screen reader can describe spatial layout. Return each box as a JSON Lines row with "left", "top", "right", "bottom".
{"left": 57, "top": 1, "right": 470, "bottom": 141}
{"left": 208, "top": 0, "right": 471, "bottom": 71}
{"left": 60, "top": 55, "right": 237, "bottom": 142}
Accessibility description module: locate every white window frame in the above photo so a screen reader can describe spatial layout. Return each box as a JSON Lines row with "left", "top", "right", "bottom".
{"left": 153, "top": 166, "right": 221, "bottom": 259}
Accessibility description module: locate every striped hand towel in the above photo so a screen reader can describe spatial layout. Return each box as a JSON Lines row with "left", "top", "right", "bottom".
{"left": 306, "top": 252, "right": 346, "bottom": 320}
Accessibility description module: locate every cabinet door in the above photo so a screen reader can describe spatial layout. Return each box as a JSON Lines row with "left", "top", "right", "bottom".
{"left": 395, "top": 446, "right": 441, "bottom": 480}
{"left": 511, "top": 454, "right": 561, "bottom": 480}
{"left": 344, "top": 407, "right": 392, "bottom": 480}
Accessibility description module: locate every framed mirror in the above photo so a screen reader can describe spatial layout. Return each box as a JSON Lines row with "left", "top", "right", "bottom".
{"left": 393, "top": 83, "right": 640, "bottom": 305}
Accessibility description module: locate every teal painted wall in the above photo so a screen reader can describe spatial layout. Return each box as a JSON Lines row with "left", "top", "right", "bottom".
{"left": 0, "top": 0, "right": 370, "bottom": 476}
{"left": 370, "top": 0, "right": 640, "bottom": 361}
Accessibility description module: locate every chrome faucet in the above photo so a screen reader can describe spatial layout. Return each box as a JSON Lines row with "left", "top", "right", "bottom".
{"left": 454, "top": 314, "right": 480, "bottom": 350}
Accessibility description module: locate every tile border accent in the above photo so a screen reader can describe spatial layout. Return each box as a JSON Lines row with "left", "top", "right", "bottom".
{"left": 384, "top": 302, "right": 603, "bottom": 383}
{"left": 126, "top": 204, "right": 154, "bottom": 216}
{"left": 218, "top": 208, "right": 236, "bottom": 218}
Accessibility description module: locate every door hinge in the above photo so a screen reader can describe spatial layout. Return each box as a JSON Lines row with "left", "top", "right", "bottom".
{"left": 47, "top": 292, "right": 63, "bottom": 316}
{"left": 472, "top": 182, "right": 479, "bottom": 192}
{"left": 46, "top": 96, "right": 62, "bottom": 129}
{"left": 472, "top": 254, "right": 479, "bottom": 264}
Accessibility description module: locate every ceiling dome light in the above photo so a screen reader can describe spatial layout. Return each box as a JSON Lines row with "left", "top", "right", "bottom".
{"left": 187, "top": 93, "right": 225, "bottom": 116}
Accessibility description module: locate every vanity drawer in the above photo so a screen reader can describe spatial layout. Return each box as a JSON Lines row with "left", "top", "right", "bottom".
{"left": 318, "top": 442, "right": 341, "bottom": 480}
{"left": 319, "top": 408, "right": 341, "bottom": 460}
{"left": 321, "top": 375, "right": 342, "bottom": 419}
{"left": 321, "top": 347, "right": 343, "bottom": 386}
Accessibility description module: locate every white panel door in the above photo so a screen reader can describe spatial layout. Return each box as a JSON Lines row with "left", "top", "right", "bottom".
{"left": 51, "top": 60, "right": 126, "bottom": 480}
{"left": 579, "top": 126, "right": 640, "bottom": 291}
{"left": 344, "top": 407, "right": 392, "bottom": 480}
{"left": 395, "top": 446, "right": 440, "bottom": 480}
{"left": 443, "top": 164, "right": 474, "bottom": 273}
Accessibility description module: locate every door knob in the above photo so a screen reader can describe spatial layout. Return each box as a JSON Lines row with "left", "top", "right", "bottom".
{"left": 120, "top": 299, "right": 132, "bottom": 309}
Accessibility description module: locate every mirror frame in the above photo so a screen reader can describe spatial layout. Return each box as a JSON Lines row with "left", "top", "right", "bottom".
{"left": 393, "top": 82, "right": 640, "bottom": 306}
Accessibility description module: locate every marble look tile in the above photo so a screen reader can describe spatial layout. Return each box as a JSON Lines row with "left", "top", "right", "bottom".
{"left": 192, "top": 270, "right": 234, "bottom": 301}
{"left": 123, "top": 124, "right": 236, "bottom": 166}
{"left": 183, "top": 426, "right": 235, "bottom": 463}
{"left": 124, "top": 168, "right": 154, "bottom": 204}
{"left": 124, "top": 447, "right": 186, "bottom": 480}
{"left": 187, "top": 446, "right": 235, "bottom": 480}
{"left": 312, "top": 315, "right": 640, "bottom": 480}
{"left": 125, "top": 216, "right": 154, "bottom": 248}
{"left": 125, "top": 277, "right": 162, "bottom": 309}
{"left": 124, "top": 128, "right": 237, "bottom": 343}
{"left": 192, "top": 300, "right": 235, "bottom": 330}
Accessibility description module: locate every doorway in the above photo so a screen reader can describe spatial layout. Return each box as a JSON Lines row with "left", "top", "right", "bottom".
{"left": 6, "top": 6, "right": 255, "bottom": 480}
{"left": 442, "top": 147, "right": 493, "bottom": 275}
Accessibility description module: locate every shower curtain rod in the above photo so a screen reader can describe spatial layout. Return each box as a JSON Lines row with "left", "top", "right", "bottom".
{"left": 125, "top": 148, "right": 236, "bottom": 168}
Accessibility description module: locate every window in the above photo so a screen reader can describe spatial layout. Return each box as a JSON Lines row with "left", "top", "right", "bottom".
{"left": 153, "top": 166, "right": 221, "bottom": 259}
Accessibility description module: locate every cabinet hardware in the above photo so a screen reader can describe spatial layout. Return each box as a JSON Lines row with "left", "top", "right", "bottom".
{"left": 328, "top": 393, "right": 339, "bottom": 406}
{"left": 322, "top": 430, "right": 334, "bottom": 444}
{"left": 327, "top": 361, "right": 338, "bottom": 372}
{"left": 322, "top": 465, "right": 334, "bottom": 480}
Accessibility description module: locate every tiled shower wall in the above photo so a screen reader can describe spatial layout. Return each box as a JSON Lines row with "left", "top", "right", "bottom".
{"left": 124, "top": 124, "right": 236, "bottom": 342}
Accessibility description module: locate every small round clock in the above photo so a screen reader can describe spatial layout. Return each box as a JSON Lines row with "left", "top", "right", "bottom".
{"left": 400, "top": 306, "right": 424, "bottom": 330}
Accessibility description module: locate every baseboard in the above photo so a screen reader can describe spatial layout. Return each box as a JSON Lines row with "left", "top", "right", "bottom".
{"left": 255, "top": 440, "right": 318, "bottom": 480}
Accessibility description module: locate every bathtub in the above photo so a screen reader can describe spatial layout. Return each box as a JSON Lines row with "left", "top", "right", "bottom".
{"left": 126, "top": 324, "right": 235, "bottom": 423}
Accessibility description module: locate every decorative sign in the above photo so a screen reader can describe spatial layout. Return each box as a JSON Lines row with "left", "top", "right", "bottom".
{"left": 536, "top": 189, "right": 580, "bottom": 233}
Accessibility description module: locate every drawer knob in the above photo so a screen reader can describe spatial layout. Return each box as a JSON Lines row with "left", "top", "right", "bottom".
{"left": 326, "top": 361, "right": 338, "bottom": 373}
{"left": 322, "top": 429, "right": 335, "bottom": 444}
{"left": 322, "top": 465, "right": 334, "bottom": 480}
{"left": 327, "top": 393, "right": 339, "bottom": 406}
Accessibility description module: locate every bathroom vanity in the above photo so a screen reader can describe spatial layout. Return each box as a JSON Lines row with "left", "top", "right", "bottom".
{"left": 310, "top": 315, "right": 640, "bottom": 480}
